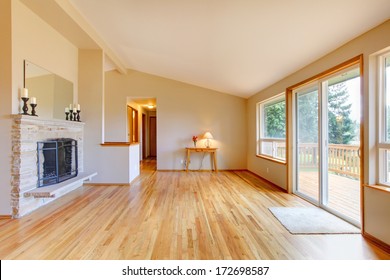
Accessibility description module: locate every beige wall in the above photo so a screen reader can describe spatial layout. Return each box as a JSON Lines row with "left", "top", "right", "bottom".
{"left": 247, "top": 20, "right": 390, "bottom": 189}
{"left": 78, "top": 50, "right": 140, "bottom": 183}
{"left": 105, "top": 70, "right": 247, "bottom": 171}
{"left": 0, "top": 0, "right": 79, "bottom": 215}
{"left": 364, "top": 187, "right": 390, "bottom": 245}
{"left": 78, "top": 50, "right": 106, "bottom": 180}
{"left": 0, "top": 0, "right": 13, "bottom": 215}
{"left": 12, "top": 0, "right": 78, "bottom": 114}
{"left": 2, "top": 1, "right": 388, "bottom": 249}
{"left": 247, "top": 20, "right": 390, "bottom": 245}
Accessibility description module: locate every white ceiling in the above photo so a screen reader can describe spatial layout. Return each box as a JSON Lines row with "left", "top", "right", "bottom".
{"left": 69, "top": 0, "right": 390, "bottom": 98}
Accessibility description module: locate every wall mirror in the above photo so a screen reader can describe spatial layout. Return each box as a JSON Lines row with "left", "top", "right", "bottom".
{"left": 24, "top": 60, "right": 73, "bottom": 119}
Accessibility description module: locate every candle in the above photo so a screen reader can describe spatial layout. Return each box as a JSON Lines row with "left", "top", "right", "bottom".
{"left": 74, "top": 104, "right": 77, "bottom": 111}
{"left": 69, "top": 104, "right": 73, "bottom": 110}
{"left": 65, "top": 107, "right": 69, "bottom": 113}
{"left": 30, "top": 97, "right": 37, "bottom": 104}
{"left": 21, "top": 88, "right": 28, "bottom": 98}
{"left": 77, "top": 104, "right": 80, "bottom": 111}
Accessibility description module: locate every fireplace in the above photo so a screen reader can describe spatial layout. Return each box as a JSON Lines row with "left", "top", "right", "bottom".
{"left": 37, "top": 138, "right": 78, "bottom": 187}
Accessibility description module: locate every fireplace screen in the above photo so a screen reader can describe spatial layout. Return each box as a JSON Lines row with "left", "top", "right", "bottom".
{"left": 37, "top": 138, "right": 78, "bottom": 187}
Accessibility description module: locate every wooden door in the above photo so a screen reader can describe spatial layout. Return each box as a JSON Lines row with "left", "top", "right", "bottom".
{"left": 127, "top": 106, "right": 138, "bottom": 143}
{"left": 127, "top": 106, "right": 132, "bottom": 142}
{"left": 142, "top": 113, "right": 146, "bottom": 159}
{"left": 149, "top": 116, "right": 157, "bottom": 157}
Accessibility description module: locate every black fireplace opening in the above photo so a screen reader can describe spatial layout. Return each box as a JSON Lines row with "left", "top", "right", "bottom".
{"left": 37, "top": 138, "right": 78, "bottom": 187}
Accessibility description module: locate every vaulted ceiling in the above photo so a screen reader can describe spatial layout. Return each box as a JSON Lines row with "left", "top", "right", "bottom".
{"left": 42, "top": 1, "right": 390, "bottom": 98}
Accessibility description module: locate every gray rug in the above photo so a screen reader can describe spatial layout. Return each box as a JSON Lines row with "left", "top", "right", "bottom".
{"left": 269, "top": 207, "right": 360, "bottom": 234}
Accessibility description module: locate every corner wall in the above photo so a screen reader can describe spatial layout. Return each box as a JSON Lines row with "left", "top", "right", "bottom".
{"left": 12, "top": 0, "right": 79, "bottom": 114}
{"left": 0, "top": 0, "right": 80, "bottom": 215}
{"left": 247, "top": 20, "right": 390, "bottom": 190}
{"left": 105, "top": 70, "right": 247, "bottom": 171}
{"left": 247, "top": 20, "right": 390, "bottom": 246}
{"left": 78, "top": 50, "right": 136, "bottom": 183}
{"left": 0, "top": 0, "right": 13, "bottom": 215}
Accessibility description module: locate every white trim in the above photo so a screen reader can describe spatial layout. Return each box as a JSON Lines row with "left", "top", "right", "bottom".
{"left": 377, "top": 51, "right": 390, "bottom": 185}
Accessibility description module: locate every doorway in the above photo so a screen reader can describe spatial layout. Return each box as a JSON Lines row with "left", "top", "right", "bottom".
{"left": 293, "top": 65, "right": 361, "bottom": 227}
{"left": 127, "top": 97, "right": 157, "bottom": 169}
{"left": 149, "top": 116, "right": 157, "bottom": 157}
{"left": 142, "top": 113, "right": 146, "bottom": 160}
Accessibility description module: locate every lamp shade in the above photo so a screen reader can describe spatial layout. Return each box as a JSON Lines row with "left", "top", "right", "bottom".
{"left": 203, "top": 132, "right": 213, "bottom": 139}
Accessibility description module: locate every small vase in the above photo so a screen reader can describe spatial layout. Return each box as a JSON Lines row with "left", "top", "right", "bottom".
{"left": 193, "top": 141, "right": 197, "bottom": 147}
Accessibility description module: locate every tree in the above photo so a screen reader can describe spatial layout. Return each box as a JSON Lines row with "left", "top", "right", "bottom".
{"left": 327, "top": 82, "right": 356, "bottom": 144}
{"left": 295, "top": 82, "right": 357, "bottom": 144}
{"left": 264, "top": 81, "right": 357, "bottom": 145}
{"left": 297, "top": 90, "right": 319, "bottom": 143}
{"left": 264, "top": 99, "right": 285, "bottom": 138}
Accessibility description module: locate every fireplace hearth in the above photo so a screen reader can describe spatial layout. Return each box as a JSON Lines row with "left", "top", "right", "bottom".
{"left": 37, "top": 138, "right": 78, "bottom": 187}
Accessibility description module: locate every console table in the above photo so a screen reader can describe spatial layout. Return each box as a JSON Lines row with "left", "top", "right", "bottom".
{"left": 185, "top": 147, "right": 218, "bottom": 172}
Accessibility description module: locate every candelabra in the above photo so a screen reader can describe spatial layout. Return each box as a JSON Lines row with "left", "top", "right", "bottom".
{"left": 30, "top": 104, "right": 38, "bottom": 116}
{"left": 73, "top": 110, "right": 77, "bottom": 122}
{"left": 69, "top": 109, "right": 74, "bottom": 121}
{"left": 21, "top": 97, "right": 29, "bottom": 115}
{"left": 77, "top": 110, "right": 81, "bottom": 122}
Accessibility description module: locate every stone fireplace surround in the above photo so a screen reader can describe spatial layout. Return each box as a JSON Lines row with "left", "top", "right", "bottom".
{"left": 11, "top": 115, "right": 95, "bottom": 218}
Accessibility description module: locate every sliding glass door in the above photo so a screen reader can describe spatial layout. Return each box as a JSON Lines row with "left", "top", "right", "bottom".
{"left": 295, "top": 83, "right": 320, "bottom": 204}
{"left": 294, "top": 66, "right": 361, "bottom": 226}
{"left": 324, "top": 67, "right": 361, "bottom": 223}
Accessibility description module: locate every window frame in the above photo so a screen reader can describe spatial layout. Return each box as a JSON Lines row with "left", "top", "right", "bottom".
{"left": 378, "top": 51, "right": 390, "bottom": 185}
{"left": 256, "top": 92, "right": 286, "bottom": 163}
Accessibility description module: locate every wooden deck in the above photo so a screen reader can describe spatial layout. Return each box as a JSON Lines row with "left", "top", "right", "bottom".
{"left": 298, "top": 171, "right": 360, "bottom": 223}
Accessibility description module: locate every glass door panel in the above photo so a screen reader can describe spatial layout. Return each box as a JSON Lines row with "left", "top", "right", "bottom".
{"left": 324, "top": 67, "right": 361, "bottom": 224}
{"left": 295, "top": 84, "right": 320, "bottom": 203}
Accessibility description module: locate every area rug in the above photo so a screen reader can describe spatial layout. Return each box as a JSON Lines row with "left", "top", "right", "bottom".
{"left": 268, "top": 207, "right": 360, "bottom": 234}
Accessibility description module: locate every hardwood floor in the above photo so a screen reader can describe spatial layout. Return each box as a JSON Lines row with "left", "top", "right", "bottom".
{"left": 0, "top": 159, "right": 389, "bottom": 260}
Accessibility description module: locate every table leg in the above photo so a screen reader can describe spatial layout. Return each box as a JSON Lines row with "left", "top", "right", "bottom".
{"left": 186, "top": 149, "right": 190, "bottom": 172}
{"left": 213, "top": 151, "right": 218, "bottom": 172}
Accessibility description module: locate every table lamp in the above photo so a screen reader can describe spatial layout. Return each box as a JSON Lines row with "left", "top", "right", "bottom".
{"left": 203, "top": 132, "right": 214, "bottom": 148}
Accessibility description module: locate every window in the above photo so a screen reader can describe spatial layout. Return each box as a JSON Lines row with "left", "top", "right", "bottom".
{"left": 257, "top": 93, "right": 286, "bottom": 161}
{"left": 378, "top": 51, "right": 390, "bottom": 185}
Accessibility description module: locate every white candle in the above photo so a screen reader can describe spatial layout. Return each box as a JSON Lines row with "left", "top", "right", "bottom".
{"left": 77, "top": 104, "right": 80, "bottom": 111}
{"left": 69, "top": 104, "right": 73, "bottom": 110}
{"left": 21, "top": 88, "right": 28, "bottom": 98}
{"left": 74, "top": 104, "right": 77, "bottom": 111}
{"left": 30, "top": 97, "right": 37, "bottom": 104}
{"left": 65, "top": 107, "right": 69, "bottom": 113}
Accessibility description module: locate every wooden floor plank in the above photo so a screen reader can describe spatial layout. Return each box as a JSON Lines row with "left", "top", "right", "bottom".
{"left": 298, "top": 171, "right": 360, "bottom": 221}
{"left": 0, "top": 158, "right": 388, "bottom": 260}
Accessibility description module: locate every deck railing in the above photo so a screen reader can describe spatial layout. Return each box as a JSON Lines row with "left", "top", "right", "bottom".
{"left": 268, "top": 142, "right": 360, "bottom": 179}
{"left": 296, "top": 143, "right": 360, "bottom": 179}
{"left": 328, "top": 144, "right": 360, "bottom": 179}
